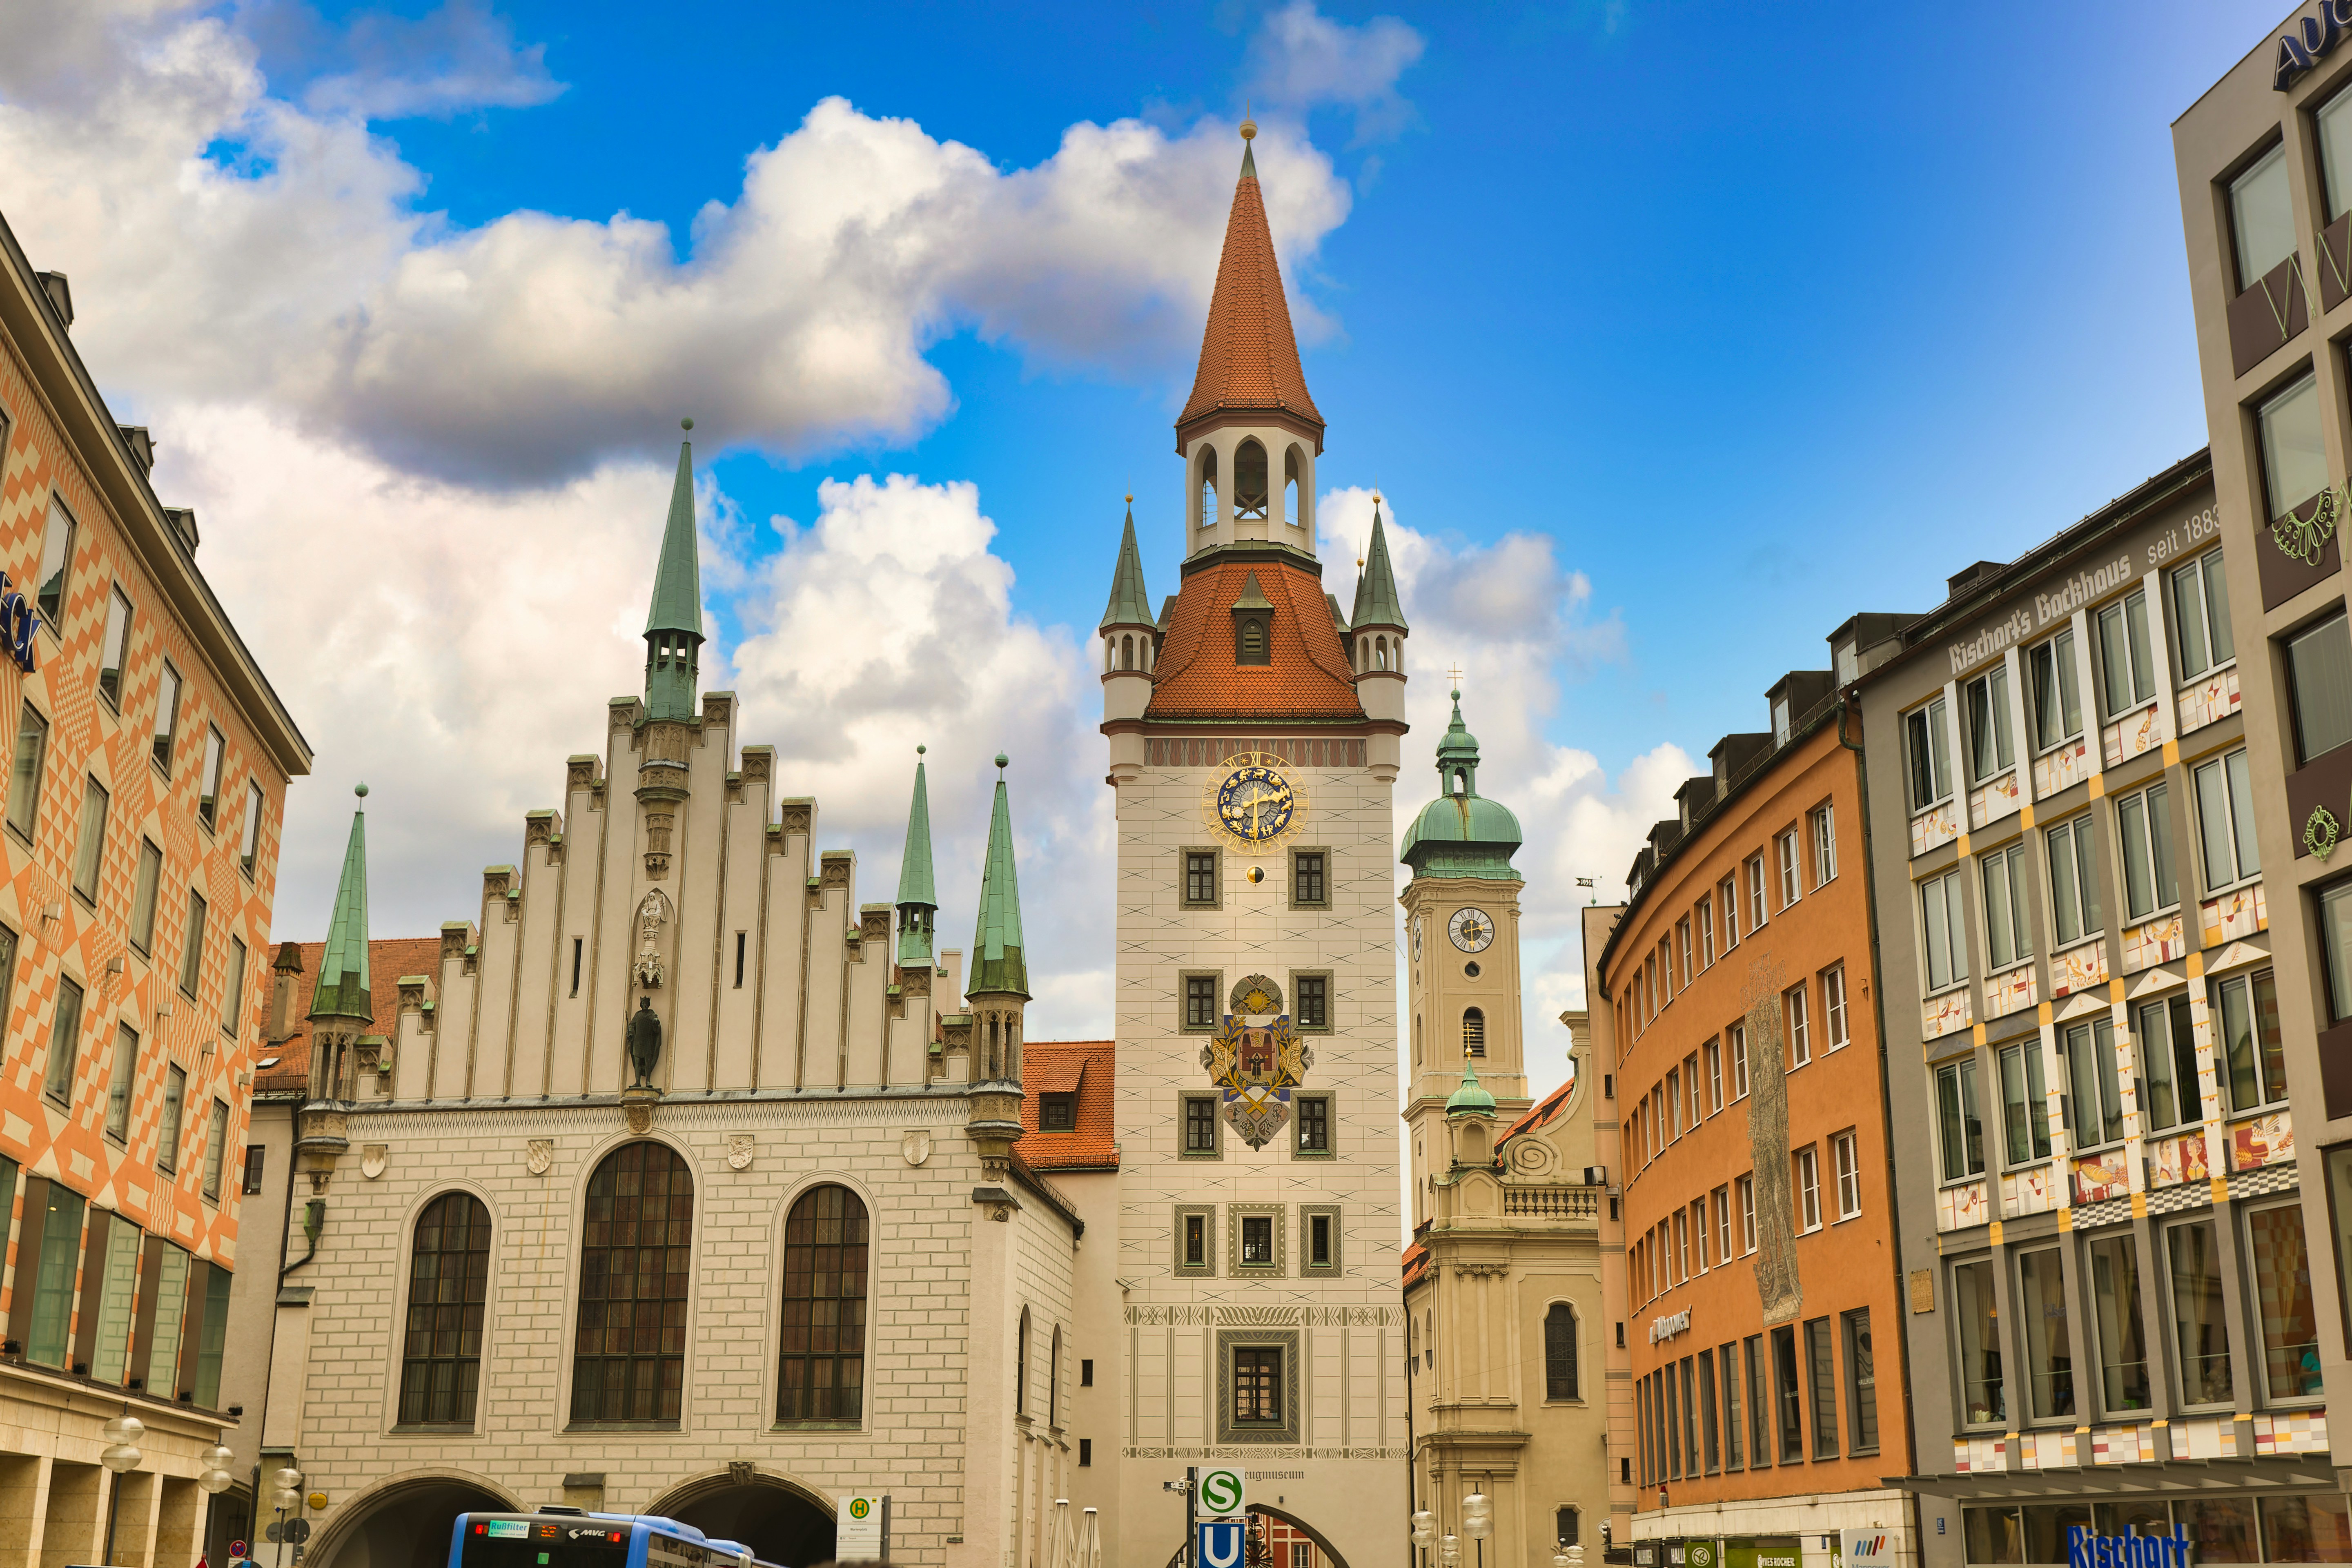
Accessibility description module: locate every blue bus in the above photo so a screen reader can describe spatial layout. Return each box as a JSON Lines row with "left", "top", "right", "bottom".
{"left": 448, "top": 1508, "right": 787, "bottom": 1568}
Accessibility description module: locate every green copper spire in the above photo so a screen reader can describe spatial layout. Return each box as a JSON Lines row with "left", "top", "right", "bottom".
{"left": 968, "top": 754, "right": 1028, "bottom": 998}
{"left": 1099, "top": 500, "right": 1154, "bottom": 630}
{"left": 642, "top": 421, "right": 705, "bottom": 722}
{"left": 1446, "top": 1050, "right": 1497, "bottom": 1119}
{"left": 309, "top": 783, "right": 374, "bottom": 1022}
{"left": 1350, "top": 498, "right": 1407, "bottom": 630}
{"left": 1403, "top": 690, "right": 1523, "bottom": 882}
{"left": 897, "top": 746, "right": 938, "bottom": 966}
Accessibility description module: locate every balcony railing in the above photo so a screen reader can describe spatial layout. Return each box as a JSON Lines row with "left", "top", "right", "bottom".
{"left": 1501, "top": 1185, "right": 1599, "bottom": 1220}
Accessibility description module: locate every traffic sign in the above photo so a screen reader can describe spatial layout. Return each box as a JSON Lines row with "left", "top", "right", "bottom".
{"left": 1198, "top": 1520, "right": 1246, "bottom": 1568}
{"left": 265, "top": 1523, "right": 281, "bottom": 1544}
{"left": 231, "top": 1543, "right": 248, "bottom": 1558}
{"left": 1197, "top": 1466, "right": 1246, "bottom": 1518}
{"left": 285, "top": 1519, "right": 313, "bottom": 1544}
{"left": 837, "top": 1492, "right": 887, "bottom": 1563}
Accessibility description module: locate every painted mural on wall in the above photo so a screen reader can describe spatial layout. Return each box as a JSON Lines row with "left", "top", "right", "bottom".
{"left": 1742, "top": 959, "right": 1802, "bottom": 1326}
{"left": 1202, "top": 973, "right": 1312, "bottom": 1150}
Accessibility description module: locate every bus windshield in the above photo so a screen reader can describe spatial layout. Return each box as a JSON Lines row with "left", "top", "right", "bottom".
{"left": 455, "top": 1517, "right": 634, "bottom": 1568}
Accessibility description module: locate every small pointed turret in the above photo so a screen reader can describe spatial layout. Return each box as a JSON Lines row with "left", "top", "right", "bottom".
{"left": 969, "top": 756, "right": 1028, "bottom": 1000}
{"left": 1099, "top": 502, "right": 1154, "bottom": 632}
{"left": 897, "top": 747, "right": 938, "bottom": 967}
{"left": 1403, "top": 689, "right": 1523, "bottom": 881}
{"left": 1350, "top": 498, "right": 1408, "bottom": 632}
{"left": 310, "top": 784, "right": 373, "bottom": 1024}
{"left": 1446, "top": 1049, "right": 1497, "bottom": 1119}
{"left": 299, "top": 783, "right": 375, "bottom": 1186}
{"left": 642, "top": 421, "right": 705, "bottom": 724}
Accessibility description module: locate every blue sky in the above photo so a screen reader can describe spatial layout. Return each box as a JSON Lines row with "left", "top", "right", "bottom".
{"left": 0, "top": 0, "right": 2301, "bottom": 1057}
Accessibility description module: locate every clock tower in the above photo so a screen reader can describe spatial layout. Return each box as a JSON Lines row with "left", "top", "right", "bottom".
{"left": 1399, "top": 692, "right": 1530, "bottom": 1225}
{"left": 1095, "top": 117, "right": 1409, "bottom": 1568}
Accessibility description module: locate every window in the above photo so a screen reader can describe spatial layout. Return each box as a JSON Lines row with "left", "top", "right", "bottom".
{"left": 2323, "top": 82, "right": 2352, "bottom": 220}
{"left": 1693, "top": 1198, "right": 1710, "bottom": 1271}
{"left": 1306, "top": 1210, "right": 1334, "bottom": 1269}
{"left": 151, "top": 660, "right": 181, "bottom": 774}
{"left": 1936, "top": 1057, "right": 1986, "bottom": 1180}
{"left": 1674, "top": 1210, "right": 1690, "bottom": 1280}
{"left": 1805, "top": 1316, "right": 1838, "bottom": 1459}
{"left": 2136, "top": 994, "right": 2201, "bottom": 1134}
{"left": 1721, "top": 1343, "right": 1744, "bottom": 1469}
{"left": 243, "top": 1145, "right": 266, "bottom": 1196}
{"left": 1822, "top": 966, "right": 1849, "bottom": 1052}
{"left": 180, "top": 889, "right": 206, "bottom": 998}
{"left": 1297, "top": 1096, "right": 1329, "bottom": 1153}
{"left": 1698, "top": 1347, "right": 1719, "bottom": 1472}
{"left": 8, "top": 701, "right": 47, "bottom": 838}
{"left": 1785, "top": 984, "right": 1811, "bottom": 1067}
{"left": 1745, "top": 855, "right": 1767, "bottom": 932}
{"left": 1731, "top": 1024, "right": 1750, "bottom": 1100}
{"left": 1462, "top": 1008, "right": 1484, "bottom": 1058}
{"left": 1744, "top": 1334, "right": 1771, "bottom": 1468}
{"left": 1906, "top": 695, "right": 1953, "bottom": 809}
{"left": 398, "top": 1192, "right": 491, "bottom": 1426}
{"left": 128, "top": 838, "right": 161, "bottom": 953}
{"left": 2245, "top": 1203, "right": 2321, "bottom": 1402}
{"left": 200, "top": 1100, "right": 228, "bottom": 1199}
{"left": 1184, "top": 1096, "right": 1218, "bottom": 1155}
{"left": 34, "top": 495, "right": 74, "bottom": 623}
{"left": 2193, "top": 749, "right": 2260, "bottom": 890}
{"left": 2016, "top": 1246, "right": 2074, "bottom": 1420}
{"left": 1954, "top": 1258, "right": 2004, "bottom": 1424}
{"left": 1842, "top": 1308, "right": 1878, "bottom": 1453}
{"left": 1720, "top": 874, "right": 1740, "bottom": 949}
{"left": 1666, "top": 1069, "right": 1682, "bottom": 1139}
{"left": 157, "top": 1063, "right": 185, "bottom": 1172}
{"left": 1677, "top": 918, "right": 1692, "bottom": 985}
{"left": 1715, "top": 1187, "right": 1732, "bottom": 1262}
{"left": 1296, "top": 974, "right": 1327, "bottom": 1029}
{"left": 1184, "top": 851, "right": 1217, "bottom": 906}
{"left": 71, "top": 775, "right": 106, "bottom": 901}
{"left": 1545, "top": 1303, "right": 1577, "bottom": 1399}
{"left": 2168, "top": 1219, "right": 2234, "bottom": 1406}
{"left": 1081, "top": 1358, "right": 1093, "bottom": 1388}
{"left": 2062, "top": 1018, "right": 2125, "bottom": 1149}
{"left": 777, "top": 1183, "right": 870, "bottom": 1422}
{"left": 43, "top": 976, "right": 83, "bottom": 1106}
{"left": 1965, "top": 665, "right": 2015, "bottom": 782}
{"left": 2230, "top": 141, "right": 2296, "bottom": 290}
{"left": 1234, "top": 1346, "right": 1282, "bottom": 1424}
{"left": 2088, "top": 1234, "right": 2150, "bottom": 1412}
{"left": 1015, "top": 1309, "right": 1029, "bottom": 1414}
{"left": 25, "top": 1182, "right": 83, "bottom": 1367}
{"left": 1292, "top": 850, "right": 1325, "bottom": 906}
{"left": 1833, "top": 1131, "right": 1860, "bottom": 1219}
{"left": 2045, "top": 815, "right": 2101, "bottom": 947}
{"left": 87, "top": 1213, "right": 141, "bottom": 1386}
{"left": 98, "top": 587, "right": 131, "bottom": 709}
{"left": 1772, "top": 691, "right": 1792, "bottom": 748}
{"left": 198, "top": 727, "right": 225, "bottom": 831}
{"left": 240, "top": 785, "right": 267, "bottom": 880}
{"left": 2261, "top": 373, "right": 2329, "bottom": 522}
{"left": 1998, "top": 1039, "right": 2051, "bottom": 1165}
{"left": 1796, "top": 1147, "right": 1822, "bottom": 1232}
{"left": 2028, "top": 630, "right": 2083, "bottom": 751}
{"left": 1772, "top": 1324, "right": 1803, "bottom": 1462}
{"left": 1684, "top": 1055, "right": 1701, "bottom": 1129}
{"left": 1811, "top": 803, "right": 1838, "bottom": 885}
{"left": 1920, "top": 869, "right": 1967, "bottom": 991}
{"left": 573, "top": 1140, "right": 694, "bottom": 1423}
{"left": 1039, "top": 1092, "right": 1075, "bottom": 1131}
{"left": 1704, "top": 1039, "right": 1723, "bottom": 1113}
{"left": 104, "top": 1025, "right": 136, "bottom": 1140}
{"left": 1236, "top": 617, "right": 1267, "bottom": 664}
{"left": 1775, "top": 831, "right": 1800, "bottom": 907}
{"left": 142, "top": 1243, "right": 188, "bottom": 1396}
{"left": 1557, "top": 1507, "right": 1580, "bottom": 1549}
{"left": 1737, "top": 1174, "right": 1757, "bottom": 1254}
{"left": 2215, "top": 968, "right": 2287, "bottom": 1111}
{"left": 2115, "top": 782, "right": 2177, "bottom": 921}
{"left": 2171, "top": 549, "right": 2234, "bottom": 682}
{"left": 1697, "top": 895, "right": 1715, "bottom": 966}
{"left": 222, "top": 936, "right": 246, "bottom": 1033}
{"left": 2096, "top": 590, "right": 2155, "bottom": 718}
{"left": 1184, "top": 974, "right": 1218, "bottom": 1029}
{"left": 1241, "top": 1214, "right": 1274, "bottom": 1265}
{"left": 1182, "top": 1212, "right": 1209, "bottom": 1268}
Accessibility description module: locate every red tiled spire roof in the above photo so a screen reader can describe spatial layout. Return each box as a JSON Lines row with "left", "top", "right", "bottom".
{"left": 1177, "top": 136, "right": 1323, "bottom": 446}
{"left": 1144, "top": 555, "right": 1365, "bottom": 722}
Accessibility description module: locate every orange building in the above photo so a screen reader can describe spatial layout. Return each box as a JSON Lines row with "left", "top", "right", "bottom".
{"left": 0, "top": 214, "right": 310, "bottom": 1562}
{"left": 1599, "top": 666, "right": 1915, "bottom": 1568}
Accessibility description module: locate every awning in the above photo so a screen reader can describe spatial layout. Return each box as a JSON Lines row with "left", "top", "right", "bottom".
{"left": 1886, "top": 1459, "right": 2342, "bottom": 1501}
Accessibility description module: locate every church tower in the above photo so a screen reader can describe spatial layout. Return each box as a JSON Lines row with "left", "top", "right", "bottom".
{"left": 1399, "top": 691, "right": 1531, "bottom": 1225}
{"left": 1102, "top": 118, "right": 1408, "bottom": 1568}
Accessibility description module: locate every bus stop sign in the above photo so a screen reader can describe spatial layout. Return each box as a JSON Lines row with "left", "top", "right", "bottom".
{"left": 1199, "top": 1520, "right": 1246, "bottom": 1568}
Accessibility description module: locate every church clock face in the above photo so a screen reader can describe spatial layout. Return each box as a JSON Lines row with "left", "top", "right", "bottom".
{"left": 1449, "top": 906, "right": 1495, "bottom": 953}
{"left": 1210, "top": 759, "right": 1298, "bottom": 844}
{"left": 1412, "top": 915, "right": 1423, "bottom": 961}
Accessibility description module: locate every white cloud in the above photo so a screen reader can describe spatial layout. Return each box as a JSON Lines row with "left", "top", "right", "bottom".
{"left": 1245, "top": 0, "right": 1425, "bottom": 144}
{"left": 1321, "top": 486, "right": 1690, "bottom": 1100}
{"left": 301, "top": 0, "right": 566, "bottom": 122}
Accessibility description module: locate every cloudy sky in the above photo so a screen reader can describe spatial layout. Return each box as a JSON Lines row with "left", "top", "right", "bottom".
{"left": 0, "top": 0, "right": 2290, "bottom": 1100}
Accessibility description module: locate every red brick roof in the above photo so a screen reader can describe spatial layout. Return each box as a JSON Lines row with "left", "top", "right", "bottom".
{"left": 1402, "top": 1241, "right": 1431, "bottom": 1290}
{"left": 1498, "top": 1074, "right": 1576, "bottom": 1147}
{"left": 1144, "top": 555, "right": 1364, "bottom": 722}
{"left": 1020, "top": 1039, "right": 1117, "bottom": 1170}
{"left": 1177, "top": 150, "right": 1323, "bottom": 442}
{"left": 256, "top": 935, "right": 442, "bottom": 1094}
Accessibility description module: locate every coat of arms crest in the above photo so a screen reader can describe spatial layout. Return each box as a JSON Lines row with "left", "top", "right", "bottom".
{"left": 1199, "top": 974, "right": 1313, "bottom": 1150}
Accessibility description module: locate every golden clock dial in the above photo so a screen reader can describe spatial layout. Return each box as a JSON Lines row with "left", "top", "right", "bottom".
{"left": 1209, "top": 757, "right": 1298, "bottom": 844}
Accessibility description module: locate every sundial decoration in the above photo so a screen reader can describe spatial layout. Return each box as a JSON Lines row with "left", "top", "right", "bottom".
{"left": 1199, "top": 973, "right": 1315, "bottom": 1150}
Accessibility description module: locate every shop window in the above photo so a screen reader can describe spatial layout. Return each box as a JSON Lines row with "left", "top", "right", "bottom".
{"left": 1954, "top": 1258, "right": 2005, "bottom": 1426}
{"left": 2087, "top": 1234, "right": 2150, "bottom": 1414}
{"left": 1771, "top": 1324, "right": 1803, "bottom": 1462}
{"left": 2168, "top": 1218, "right": 2234, "bottom": 1407}
{"left": 1841, "top": 1308, "right": 1877, "bottom": 1454}
{"left": 2245, "top": 1202, "right": 2321, "bottom": 1403}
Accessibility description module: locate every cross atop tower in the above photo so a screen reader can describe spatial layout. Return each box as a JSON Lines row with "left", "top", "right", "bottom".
{"left": 1446, "top": 663, "right": 1466, "bottom": 689}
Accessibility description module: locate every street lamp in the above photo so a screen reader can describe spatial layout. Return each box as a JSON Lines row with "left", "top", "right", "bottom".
{"left": 272, "top": 1468, "right": 303, "bottom": 1568}
{"left": 1462, "top": 1492, "right": 1492, "bottom": 1568}
{"left": 100, "top": 1412, "right": 143, "bottom": 1566}
{"left": 1412, "top": 1510, "right": 1436, "bottom": 1568}
{"left": 1439, "top": 1536, "right": 1461, "bottom": 1567}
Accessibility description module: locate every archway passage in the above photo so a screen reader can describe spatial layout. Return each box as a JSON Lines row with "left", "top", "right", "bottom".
{"left": 1158, "top": 1504, "right": 1352, "bottom": 1568}
{"left": 666, "top": 1482, "right": 835, "bottom": 1567}
{"left": 313, "top": 1476, "right": 508, "bottom": 1568}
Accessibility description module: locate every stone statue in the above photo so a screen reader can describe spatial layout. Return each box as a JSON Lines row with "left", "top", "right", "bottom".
{"left": 627, "top": 997, "right": 663, "bottom": 1088}
{"left": 634, "top": 889, "right": 670, "bottom": 989}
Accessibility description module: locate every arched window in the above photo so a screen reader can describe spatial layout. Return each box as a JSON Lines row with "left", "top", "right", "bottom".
{"left": 1120, "top": 635, "right": 1135, "bottom": 671}
{"left": 1284, "top": 446, "right": 1306, "bottom": 529}
{"left": 399, "top": 1192, "right": 490, "bottom": 1427}
{"left": 1556, "top": 1506, "right": 1580, "bottom": 1547}
{"left": 1453, "top": 768, "right": 1468, "bottom": 796}
{"left": 1049, "top": 1325, "right": 1062, "bottom": 1425}
{"left": 1237, "top": 617, "right": 1268, "bottom": 664}
{"left": 777, "top": 1183, "right": 870, "bottom": 1422}
{"left": 1376, "top": 636, "right": 1389, "bottom": 670}
{"left": 1103, "top": 639, "right": 1114, "bottom": 673}
{"left": 573, "top": 1140, "right": 693, "bottom": 1423}
{"left": 1198, "top": 448, "right": 1219, "bottom": 529}
{"left": 1016, "top": 1306, "right": 1031, "bottom": 1415}
{"left": 1463, "top": 1007, "right": 1486, "bottom": 1058}
{"left": 1234, "top": 439, "right": 1269, "bottom": 519}
{"left": 1545, "top": 1303, "right": 1578, "bottom": 1401}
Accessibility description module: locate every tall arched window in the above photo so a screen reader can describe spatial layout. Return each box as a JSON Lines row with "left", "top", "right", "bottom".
{"left": 1016, "top": 1306, "right": 1031, "bottom": 1415}
{"left": 1198, "top": 448, "right": 1219, "bottom": 529}
{"left": 777, "top": 1183, "right": 870, "bottom": 1422}
{"left": 1120, "top": 635, "right": 1135, "bottom": 670}
{"left": 1049, "top": 1325, "right": 1062, "bottom": 1425}
{"left": 1463, "top": 1008, "right": 1486, "bottom": 1058}
{"left": 1545, "top": 1303, "right": 1578, "bottom": 1400}
{"left": 573, "top": 1140, "right": 693, "bottom": 1423}
{"left": 1376, "top": 637, "right": 1390, "bottom": 670}
{"left": 1283, "top": 446, "right": 1306, "bottom": 529}
{"left": 399, "top": 1192, "right": 490, "bottom": 1427}
{"left": 1557, "top": 1507, "right": 1580, "bottom": 1547}
{"left": 1234, "top": 439, "right": 1269, "bottom": 519}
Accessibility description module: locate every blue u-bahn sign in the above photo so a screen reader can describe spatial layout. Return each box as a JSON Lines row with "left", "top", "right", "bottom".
{"left": 1198, "top": 1520, "right": 1245, "bottom": 1568}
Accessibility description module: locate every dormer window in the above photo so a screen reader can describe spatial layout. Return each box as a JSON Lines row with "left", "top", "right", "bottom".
{"left": 1237, "top": 617, "right": 1269, "bottom": 664}
{"left": 1040, "top": 1092, "right": 1076, "bottom": 1131}
{"left": 1772, "top": 694, "right": 1792, "bottom": 748}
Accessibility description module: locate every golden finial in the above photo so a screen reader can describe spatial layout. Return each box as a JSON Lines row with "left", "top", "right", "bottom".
{"left": 1241, "top": 100, "right": 1256, "bottom": 141}
{"left": 1125, "top": 492, "right": 1134, "bottom": 504}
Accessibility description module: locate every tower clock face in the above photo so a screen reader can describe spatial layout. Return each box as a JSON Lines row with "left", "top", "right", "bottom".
{"left": 1449, "top": 906, "right": 1495, "bottom": 953}
{"left": 1412, "top": 915, "right": 1423, "bottom": 960}
{"left": 1213, "top": 761, "right": 1296, "bottom": 843}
